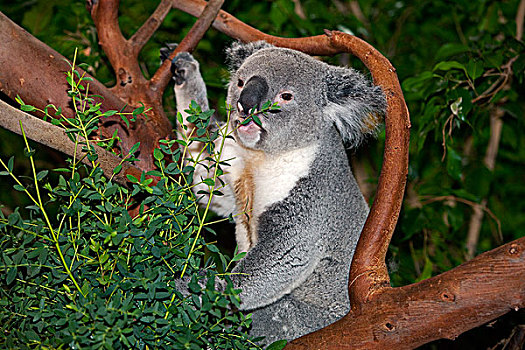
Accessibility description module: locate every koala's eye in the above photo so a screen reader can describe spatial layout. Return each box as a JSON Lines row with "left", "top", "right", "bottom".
{"left": 281, "top": 92, "right": 293, "bottom": 101}
{"left": 237, "top": 79, "right": 244, "bottom": 88}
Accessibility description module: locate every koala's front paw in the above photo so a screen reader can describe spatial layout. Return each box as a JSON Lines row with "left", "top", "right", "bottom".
{"left": 171, "top": 52, "right": 198, "bottom": 86}
{"left": 160, "top": 42, "right": 178, "bottom": 62}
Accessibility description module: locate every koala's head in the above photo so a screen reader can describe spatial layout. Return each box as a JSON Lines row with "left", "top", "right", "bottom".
{"left": 225, "top": 41, "right": 386, "bottom": 154}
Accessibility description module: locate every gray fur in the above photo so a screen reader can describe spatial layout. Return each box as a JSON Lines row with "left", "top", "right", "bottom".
{"left": 231, "top": 129, "right": 368, "bottom": 341}
{"left": 168, "top": 41, "right": 385, "bottom": 344}
{"left": 171, "top": 52, "right": 209, "bottom": 112}
{"left": 225, "top": 41, "right": 274, "bottom": 72}
{"left": 226, "top": 42, "right": 385, "bottom": 151}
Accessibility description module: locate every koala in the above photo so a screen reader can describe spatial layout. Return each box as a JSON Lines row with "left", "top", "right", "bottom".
{"left": 168, "top": 41, "right": 386, "bottom": 344}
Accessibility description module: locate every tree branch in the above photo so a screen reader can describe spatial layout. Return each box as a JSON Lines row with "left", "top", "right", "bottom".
{"left": 0, "top": 99, "right": 142, "bottom": 186}
{"left": 326, "top": 31, "right": 410, "bottom": 307}
{"left": 130, "top": 0, "right": 173, "bottom": 55}
{"left": 89, "top": 0, "right": 147, "bottom": 93}
{"left": 170, "top": 0, "right": 340, "bottom": 55}
{"left": 287, "top": 237, "right": 525, "bottom": 349}
{"left": 0, "top": 11, "right": 128, "bottom": 121}
{"left": 0, "top": 9, "right": 173, "bottom": 172}
{"left": 150, "top": 0, "right": 224, "bottom": 94}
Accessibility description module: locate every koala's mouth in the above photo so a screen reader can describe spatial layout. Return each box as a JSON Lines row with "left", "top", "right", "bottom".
{"left": 232, "top": 114, "right": 264, "bottom": 146}
{"left": 235, "top": 117, "right": 262, "bottom": 132}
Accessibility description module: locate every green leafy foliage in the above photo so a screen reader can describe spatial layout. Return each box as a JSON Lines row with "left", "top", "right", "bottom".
{"left": 0, "top": 62, "right": 263, "bottom": 349}
{"left": 393, "top": 0, "right": 525, "bottom": 289}
{"left": 239, "top": 101, "right": 280, "bottom": 128}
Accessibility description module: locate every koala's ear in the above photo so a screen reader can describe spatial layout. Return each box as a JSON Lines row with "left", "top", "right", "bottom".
{"left": 324, "top": 66, "right": 387, "bottom": 148}
{"left": 225, "top": 41, "right": 274, "bottom": 71}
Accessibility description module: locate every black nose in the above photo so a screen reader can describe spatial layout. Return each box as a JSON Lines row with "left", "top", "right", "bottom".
{"left": 237, "top": 76, "right": 268, "bottom": 115}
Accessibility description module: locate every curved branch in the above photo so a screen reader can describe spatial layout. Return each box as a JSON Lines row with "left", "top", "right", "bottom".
{"left": 171, "top": 0, "right": 339, "bottom": 55}
{"left": 150, "top": 0, "right": 225, "bottom": 94}
{"left": 287, "top": 237, "right": 525, "bottom": 349}
{"left": 327, "top": 31, "right": 410, "bottom": 307}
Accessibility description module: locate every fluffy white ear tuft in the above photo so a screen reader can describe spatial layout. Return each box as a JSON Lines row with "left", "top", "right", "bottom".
{"left": 225, "top": 41, "right": 274, "bottom": 72}
{"left": 324, "top": 66, "right": 386, "bottom": 148}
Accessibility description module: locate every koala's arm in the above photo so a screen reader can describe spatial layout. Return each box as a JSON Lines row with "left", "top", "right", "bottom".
{"left": 169, "top": 51, "right": 237, "bottom": 217}
{"left": 230, "top": 217, "right": 323, "bottom": 311}
{"left": 170, "top": 52, "right": 210, "bottom": 136}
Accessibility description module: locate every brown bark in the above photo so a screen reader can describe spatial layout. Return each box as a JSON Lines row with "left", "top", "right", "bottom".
{"left": 87, "top": 0, "right": 226, "bottom": 171}
{"left": 0, "top": 0, "right": 225, "bottom": 173}
{"left": 150, "top": 0, "right": 225, "bottom": 94}
{"left": 129, "top": 0, "right": 173, "bottom": 51}
{"left": 171, "top": 0, "right": 339, "bottom": 55}
{"left": 0, "top": 11, "right": 127, "bottom": 120}
{"left": 287, "top": 237, "right": 525, "bottom": 349}
{"left": 0, "top": 10, "right": 159, "bottom": 170}
{"left": 326, "top": 31, "right": 411, "bottom": 308}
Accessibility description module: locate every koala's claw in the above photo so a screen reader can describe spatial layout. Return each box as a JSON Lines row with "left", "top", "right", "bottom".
{"left": 170, "top": 52, "right": 197, "bottom": 86}
{"left": 160, "top": 42, "right": 178, "bottom": 62}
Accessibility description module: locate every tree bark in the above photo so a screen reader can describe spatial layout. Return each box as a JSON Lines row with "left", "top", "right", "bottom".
{"left": 0, "top": 11, "right": 157, "bottom": 168}
{"left": 287, "top": 237, "right": 525, "bottom": 349}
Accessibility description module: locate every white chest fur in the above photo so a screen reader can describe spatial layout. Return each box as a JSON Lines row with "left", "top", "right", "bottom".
{"left": 230, "top": 143, "right": 319, "bottom": 252}
{"left": 251, "top": 144, "right": 318, "bottom": 216}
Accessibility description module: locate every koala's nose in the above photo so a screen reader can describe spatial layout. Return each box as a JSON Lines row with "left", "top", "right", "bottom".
{"left": 237, "top": 76, "right": 269, "bottom": 115}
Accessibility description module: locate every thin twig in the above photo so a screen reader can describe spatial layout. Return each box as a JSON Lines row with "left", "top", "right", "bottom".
{"left": 421, "top": 195, "right": 503, "bottom": 245}
{"left": 130, "top": 0, "right": 173, "bottom": 54}
{"left": 0, "top": 99, "right": 140, "bottom": 186}
{"left": 472, "top": 56, "right": 517, "bottom": 104}
{"left": 441, "top": 114, "right": 454, "bottom": 161}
